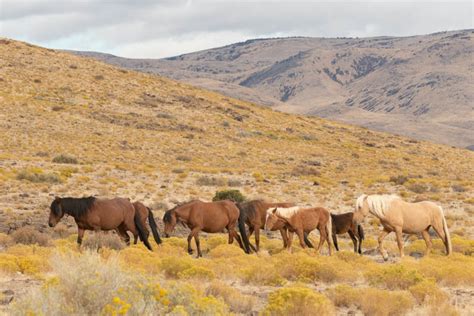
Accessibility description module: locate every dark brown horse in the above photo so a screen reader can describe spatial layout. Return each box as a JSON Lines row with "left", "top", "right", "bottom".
{"left": 48, "top": 196, "right": 153, "bottom": 250}
{"left": 237, "top": 200, "right": 313, "bottom": 252}
{"left": 163, "top": 200, "right": 249, "bottom": 257}
{"left": 331, "top": 212, "right": 364, "bottom": 254}
{"left": 265, "top": 206, "right": 333, "bottom": 254}
{"left": 131, "top": 201, "right": 162, "bottom": 246}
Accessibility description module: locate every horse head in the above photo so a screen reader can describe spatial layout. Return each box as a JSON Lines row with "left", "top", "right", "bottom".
{"left": 48, "top": 197, "right": 65, "bottom": 227}
{"left": 353, "top": 194, "right": 369, "bottom": 224}
{"left": 162, "top": 208, "right": 177, "bottom": 237}
{"left": 264, "top": 208, "right": 280, "bottom": 230}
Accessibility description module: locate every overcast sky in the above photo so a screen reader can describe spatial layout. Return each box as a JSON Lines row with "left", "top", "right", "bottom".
{"left": 1, "top": 0, "right": 472, "bottom": 58}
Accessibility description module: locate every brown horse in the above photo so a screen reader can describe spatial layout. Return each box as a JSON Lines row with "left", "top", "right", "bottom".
{"left": 265, "top": 206, "right": 333, "bottom": 255}
{"left": 48, "top": 196, "right": 153, "bottom": 250}
{"left": 237, "top": 200, "right": 313, "bottom": 252}
{"left": 331, "top": 212, "right": 364, "bottom": 254}
{"left": 163, "top": 200, "right": 249, "bottom": 257}
{"left": 131, "top": 202, "right": 162, "bottom": 246}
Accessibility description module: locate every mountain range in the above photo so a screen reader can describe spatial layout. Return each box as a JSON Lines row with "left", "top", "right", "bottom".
{"left": 72, "top": 29, "right": 474, "bottom": 148}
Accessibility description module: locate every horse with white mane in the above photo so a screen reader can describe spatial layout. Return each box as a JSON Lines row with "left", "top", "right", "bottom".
{"left": 265, "top": 206, "right": 333, "bottom": 255}
{"left": 353, "top": 194, "right": 451, "bottom": 260}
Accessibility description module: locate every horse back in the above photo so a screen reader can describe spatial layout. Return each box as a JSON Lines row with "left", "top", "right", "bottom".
{"left": 331, "top": 212, "right": 354, "bottom": 233}
{"left": 85, "top": 197, "right": 135, "bottom": 230}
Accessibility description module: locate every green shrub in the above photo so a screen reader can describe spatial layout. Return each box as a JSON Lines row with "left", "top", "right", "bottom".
{"left": 212, "top": 189, "right": 246, "bottom": 203}
{"left": 16, "top": 170, "right": 62, "bottom": 184}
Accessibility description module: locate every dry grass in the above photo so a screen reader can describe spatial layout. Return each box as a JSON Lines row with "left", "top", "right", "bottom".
{"left": 11, "top": 227, "right": 50, "bottom": 246}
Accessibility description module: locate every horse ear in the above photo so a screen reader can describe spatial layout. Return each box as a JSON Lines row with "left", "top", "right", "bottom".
{"left": 54, "top": 196, "right": 61, "bottom": 201}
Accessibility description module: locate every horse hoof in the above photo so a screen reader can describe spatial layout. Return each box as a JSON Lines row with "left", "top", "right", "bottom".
{"left": 188, "top": 249, "right": 193, "bottom": 254}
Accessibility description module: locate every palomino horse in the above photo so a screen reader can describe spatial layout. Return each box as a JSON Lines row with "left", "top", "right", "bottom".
{"left": 331, "top": 212, "right": 364, "bottom": 254}
{"left": 163, "top": 200, "right": 249, "bottom": 257}
{"left": 353, "top": 194, "right": 452, "bottom": 260}
{"left": 131, "top": 201, "right": 162, "bottom": 246}
{"left": 237, "top": 200, "right": 313, "bottom": 252}
{"left": 265, "top": 206, "right": 333, "bottom": 255}
{"left": 48, "top": 196, "right": 153, "bottom": 250}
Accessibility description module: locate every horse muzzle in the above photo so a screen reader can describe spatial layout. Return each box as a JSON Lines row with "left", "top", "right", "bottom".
{"left": 164, "top": 233, "right": 170, "bottom": 238}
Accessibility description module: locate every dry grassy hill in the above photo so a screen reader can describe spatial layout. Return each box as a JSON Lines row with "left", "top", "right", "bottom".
{"left": 75, "top": 29, "right": 474, "bottom": 148}
{"left": 0, "top": 38, "right": 473, "bottom": 315}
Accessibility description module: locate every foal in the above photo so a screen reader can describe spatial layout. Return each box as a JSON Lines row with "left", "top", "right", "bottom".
{"left": 331, "top": 212, "right": 364, "bottom": 254}
{"left": 265, "top": 206, "right": 333, "bottom": 255}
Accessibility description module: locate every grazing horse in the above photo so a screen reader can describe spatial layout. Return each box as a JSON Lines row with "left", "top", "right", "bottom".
{"left": 265, "top": 206, "right": 333, "bottom": 255}
{"left": 131, "top": 202, "right": 162, "bottom": 246}
{"left": 48, "top": 196, "right": 153, "bottom": 250}
{"left": 353, "top": 194, "right": 452, "bottom": 260}
{"left": 331, "top": 212, "right": 364, "bottom": 254}
{"left": 237, "top": 200, "right": 313, "bottom": 252}
{"left": 163, "top": 200, "right": 249, "bottom": 257}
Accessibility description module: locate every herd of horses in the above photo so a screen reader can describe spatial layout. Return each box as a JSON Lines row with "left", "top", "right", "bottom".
{"left": 48, "top": 194, "right": 452, "bottom": 260}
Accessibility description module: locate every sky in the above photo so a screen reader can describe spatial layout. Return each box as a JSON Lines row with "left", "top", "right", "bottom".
{"left": 1, "top": 0, "right": 472, "bottom": 58}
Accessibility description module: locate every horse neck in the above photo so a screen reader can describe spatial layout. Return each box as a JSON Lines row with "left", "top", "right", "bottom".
{"left": 174, "top": 206, "right": 191, "bottom": 223}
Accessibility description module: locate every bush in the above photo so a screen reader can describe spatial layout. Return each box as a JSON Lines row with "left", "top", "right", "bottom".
{"left": 212, "top": 189, "right": 246, "bottom": 203}
{"left": 206, "top": 281, "right": 256, "bottom": 314}
{"left": 11, "top": 227, "right": 50, "bottom": 246}
{"left": 390, "top": 175, "right": 408, "bottom": 185}
{"left": 196, "top": 176, "right": 226, "bottom": 186}
{"left": 328, "top": 285, "right": 414, "bottom": 316}
{"left": 0, "top": 233, "right": 13, "bottom": 249}
{"left": 408, "top": 279, "right": 447, "bottom": 305}
{"left": 406, "top": 182, "right": 428, "bottom": 193}
{"left": 16, "top": 170, "right": 62, "bottom": 184}
{"left": 82, "top": 232, "right": 126, "bottom": 251}
{"left": 451, "top": 184, "right": 466, "bottom": 192}
{"left": 365, "top": 264, "right": 424, "bottom": 290}
{"left": 178, "top": 266, "right": 215, "bottom": 280}
{"left": 262, "top": 285, "right": 334, "bottom": 315}
{"left": 13, "top": 251, "right": 170, "bottom": 315}
{"left": 52, "top": 154, "right": 78, "bottom": 164}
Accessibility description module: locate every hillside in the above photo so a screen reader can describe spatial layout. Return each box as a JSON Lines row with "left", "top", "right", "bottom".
{"left": 1, "top": 39, "right": 474, "bottom": 315}
{"left": 74, "top": 29, "right": 474, "bottom": 148}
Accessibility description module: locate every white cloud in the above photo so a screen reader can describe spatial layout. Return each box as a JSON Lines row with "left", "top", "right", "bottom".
{"left": 0, "top": 0, "right": 472, "bottom": 58}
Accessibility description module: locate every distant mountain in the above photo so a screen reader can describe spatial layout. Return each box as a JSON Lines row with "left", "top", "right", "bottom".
{"left": 71, "top": 30, "right": 474, "bottom": 148}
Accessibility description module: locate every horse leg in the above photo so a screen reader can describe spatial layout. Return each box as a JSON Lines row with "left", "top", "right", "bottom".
{"left": 421, "top": 229, "right": 432, "bottom": 256}
{"left": 287, "top": 231, "right": 294, "bottom": 253}
{"left": 254, "top": 227, "right": 261, "bottom": 252}
{"left": 394, "top": 226, "right": 405, "bottom": 258}
{"left": 332, "top": 232, "right": 339, "bottom": 251}
{"left": 316, "top": 227, "right": 326, "bottom": 253}
{"left": 378, "top": 229, "right": 391, "bottom": 261}
{"left": 77, "top": 228, "right": 85, "bottom": 248}
{"left": 187, "top": 229, "right": 198, "bottom": 255}
{"left": 296, "top": 229, "right": 306, "bottom": 249}
{"left": 194, "top": 231, "right": 202, "bottom": 258}
{"left": 279, "top": 228, "right": 289, "bottom": 248}
{"left": 348, "top": 230, "right": 358, "bottom": 253}
{"left": 117, "top": 225, "right": 130, "bottom": 246}
{"left": 431, "top": 221, "right": 448, "bottom": 252}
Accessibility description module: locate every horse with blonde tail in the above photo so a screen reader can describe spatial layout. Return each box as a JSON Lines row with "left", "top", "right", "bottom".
{"left": 353, "top": 194, "right": 452, "bottom": 260}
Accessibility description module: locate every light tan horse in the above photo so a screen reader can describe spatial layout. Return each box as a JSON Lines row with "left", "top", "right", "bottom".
{"left": 265, "top": 206, "right": 333, "bottom": 255}
{"left": 353, "top": 194, "right": 452, "bottom": 260}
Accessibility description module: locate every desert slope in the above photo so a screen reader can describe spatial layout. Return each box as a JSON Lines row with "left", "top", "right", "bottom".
{"left": 73, "top": 29, "right": 474, "bottom": 147}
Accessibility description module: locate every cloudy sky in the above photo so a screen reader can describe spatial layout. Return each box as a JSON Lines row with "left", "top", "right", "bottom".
{"left": 1, "top": 0, "right": 472, "bottom": 58}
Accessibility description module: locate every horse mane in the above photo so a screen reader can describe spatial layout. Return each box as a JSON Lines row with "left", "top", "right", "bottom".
{"left": 269, "top": 206, "right": 301, "bottom": 219}
{"left": 358, "top": 194, "right": 400, "bottom": 218}
{"left": 58, "top": 196, "right": 96, "bottom": 218}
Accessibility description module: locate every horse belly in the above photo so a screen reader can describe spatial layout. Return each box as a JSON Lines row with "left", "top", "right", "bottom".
{"left": 401, "top": 209, "right": 431, "bottom": 233}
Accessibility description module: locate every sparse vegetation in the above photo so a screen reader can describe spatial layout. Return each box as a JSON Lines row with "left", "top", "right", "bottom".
{"left": 52, "top": 154, "right": 78, "bottom": 164}
{"left": 11, "top": 226, "right": 50, "bottom": 246}
{"left": 212, "top": 189, "right": 246, "bottom": 202}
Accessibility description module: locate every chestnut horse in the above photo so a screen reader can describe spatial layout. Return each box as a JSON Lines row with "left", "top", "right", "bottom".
{"left": 131, "top": 202, "right": 162, "bottom": 246}
{"left": 163, "top": 200, "right": 249, "bottom": 257}
{"left": 237, "top": 200, "right": 313, "bottom": 252}
{"left": 48, "top": 196, "right": 153, "bottom": 250}
{"left": 331, "top": 212, "right": 364, "bottom": 254}
{"left": 354, "top": 194, "right": 452, "bottom": 260}
{"left": 265, "top": 206, "right": 333, "bottom": 255}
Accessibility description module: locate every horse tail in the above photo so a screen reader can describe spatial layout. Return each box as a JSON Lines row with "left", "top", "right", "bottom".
{"left": 326, "top": 212, "right": 334, "bottom": 254}
{"left": 237, "top": 207, "right": 251, "bottom": 254}
{"left": 439, "top": 206, "right": 452, "bottom": 255}
{"left": 147, "top": 207, "right": 162, "bottom": 245}
{"left": 358, "top": 224, "right": 365, "bottom": 240}
{"left": 134, "top": 212, "right": 152, "bottom": 251}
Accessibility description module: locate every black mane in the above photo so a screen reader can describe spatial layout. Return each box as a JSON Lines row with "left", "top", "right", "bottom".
{"left": 55, "top": 196, "right": 96, "bottom": 218}
{"left": 163, "top": 209, "right": 174, "bottom": 223}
